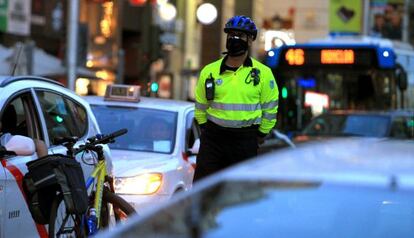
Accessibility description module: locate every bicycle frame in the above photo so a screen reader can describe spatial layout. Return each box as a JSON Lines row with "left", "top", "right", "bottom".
{"left": 50, "top": 129, "right": 128, "bottom": 236}
{"left": 85, "top": 160, "right": 107, "bottom": 227}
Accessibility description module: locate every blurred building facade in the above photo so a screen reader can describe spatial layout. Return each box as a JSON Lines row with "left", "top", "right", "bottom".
{"left": 0, "top": 0, "right": 412, "bottom": 100}
{"left": 0, "top": 0, "right": 68, "bottom": 77}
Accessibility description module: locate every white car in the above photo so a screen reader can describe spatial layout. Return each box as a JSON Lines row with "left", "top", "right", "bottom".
{"left": 0, "top": 76, "right": 108, "bottom": 238}
{"left": 84, "top": 85, "right": 199, "bottom": 213}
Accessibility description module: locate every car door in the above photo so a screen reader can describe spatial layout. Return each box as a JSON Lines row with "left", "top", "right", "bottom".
{"left": 2, "top": 91, "right": 47, "bottom": 237}
{"left": 34, "top": 89, "right": 95, "bottom": 180}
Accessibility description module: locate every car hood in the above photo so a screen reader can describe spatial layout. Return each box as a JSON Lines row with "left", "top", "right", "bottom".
{"left": 111, "top": 149, "right": 174, "bottom": 177}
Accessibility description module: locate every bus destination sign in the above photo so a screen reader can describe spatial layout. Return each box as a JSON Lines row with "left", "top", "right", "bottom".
{"left": 282, "top": 48, "right": 376, "bottom": 67}
{"left": 320, "top": 49, "right": 354, "bottom": 64}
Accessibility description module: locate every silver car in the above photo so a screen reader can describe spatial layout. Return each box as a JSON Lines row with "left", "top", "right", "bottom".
{"left": 99, "top": 138, "right": 414, "bottom": 238}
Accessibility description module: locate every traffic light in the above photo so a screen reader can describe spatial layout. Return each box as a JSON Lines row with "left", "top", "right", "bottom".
{"left": 150, "top": 81, "right": 159, "bottom": 93}
{"left": 281, "top": 87, "right": 288, "bottom": 99}
{"left": 54, "top": 115, "right": 64, "bottom": 123}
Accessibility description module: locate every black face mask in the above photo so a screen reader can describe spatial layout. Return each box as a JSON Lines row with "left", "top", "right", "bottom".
{"left": 226, "top": 36, "right": 248, "bottom": 56}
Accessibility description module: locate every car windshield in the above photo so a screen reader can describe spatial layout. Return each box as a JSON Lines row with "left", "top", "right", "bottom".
{"left": 123, "top": 181, "right": 414, "bottom": 238}
{"left": 302, "top": 114, "right": 390, "bottom": 137}
{"left": 91, "top": 105, "right": 177, "bottom": 154}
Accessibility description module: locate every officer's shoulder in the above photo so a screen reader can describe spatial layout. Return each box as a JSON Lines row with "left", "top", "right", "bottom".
{"left": 251, "top": 58, "right": 272, "bottom": 72}
{"left": 201, "top": 58, "right": 223, "bottom": 72}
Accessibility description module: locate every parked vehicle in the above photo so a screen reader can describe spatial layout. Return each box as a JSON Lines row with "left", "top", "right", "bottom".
{"left": 295, "top": 110, "right": 414, "bottom": 143}
{"left": 266, "top": 36, "right": 414, "bottom": 131}
{"left": 84, "top": 85, "right": 199, "bottom": 213}
{"left": 0, "top": 76, "right": 109, "bottom": 238}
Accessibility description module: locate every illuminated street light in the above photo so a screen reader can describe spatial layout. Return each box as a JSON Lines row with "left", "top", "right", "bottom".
{"left": 157, "top": 0, "right": 168, "bottom": 5}
{"left": 196, "top": 3, "right": 217, "bottom": 25}
{"left": 159, "top": 2, "right": 176, "bottom": 22}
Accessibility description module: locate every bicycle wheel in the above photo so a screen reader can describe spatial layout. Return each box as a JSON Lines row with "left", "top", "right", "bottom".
{"left": 100, "top": 189, "right": 136, "bottom": 227}
{"left": 48, "top": 194, "right": 84, "bottom": 238}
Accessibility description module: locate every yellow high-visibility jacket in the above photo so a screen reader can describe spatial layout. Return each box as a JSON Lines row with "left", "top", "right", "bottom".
{"left": 195, "top": 56, "right": 279, "bottom": 135}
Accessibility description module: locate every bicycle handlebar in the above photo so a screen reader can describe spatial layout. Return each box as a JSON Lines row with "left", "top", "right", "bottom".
{"left": 89, "top": 128, "right": 127, "bottom": 145}
{"left": 74, "top": 128, "right": 128, "bottom": 155}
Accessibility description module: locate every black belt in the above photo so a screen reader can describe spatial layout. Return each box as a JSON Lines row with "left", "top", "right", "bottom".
{"left": 205, "top": 120, "right": 258, "bottom": 137}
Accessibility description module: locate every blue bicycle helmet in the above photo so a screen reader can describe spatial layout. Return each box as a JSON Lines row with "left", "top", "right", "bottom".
{"left": 224, "top": 15, "right": 257, "bottom": 40}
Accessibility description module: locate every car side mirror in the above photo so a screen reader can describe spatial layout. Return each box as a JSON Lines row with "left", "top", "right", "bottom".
{"left": 187, "top": 138, "right": 200, "bottom": 155}
{"left": 4, "top": 135, "right": 36, "bottom": 156}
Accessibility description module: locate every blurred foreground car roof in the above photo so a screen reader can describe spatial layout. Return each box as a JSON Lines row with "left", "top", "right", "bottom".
{"left": 98, "top": 138, "right": 414, "bottom": 238}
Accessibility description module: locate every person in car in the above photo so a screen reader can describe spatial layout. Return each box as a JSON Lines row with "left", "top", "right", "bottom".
{"left": 147, "top": 118, "right": 172, "bottom": 141}
{"left": 146, "top": 118, "right": 173, "bottom": 153}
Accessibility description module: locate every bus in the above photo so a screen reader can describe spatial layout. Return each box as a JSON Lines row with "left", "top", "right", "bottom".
{"left": 265, "top": 36, "right": 414, "bottom": 132}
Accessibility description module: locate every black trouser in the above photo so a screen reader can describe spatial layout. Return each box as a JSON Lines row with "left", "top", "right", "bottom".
{"left": 193, "top": 121, "right": 258, "bottom": 182}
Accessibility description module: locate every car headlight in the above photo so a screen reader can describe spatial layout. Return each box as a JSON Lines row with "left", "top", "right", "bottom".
{"left": 114, "top": 173, "right": 163, "bottom": 195}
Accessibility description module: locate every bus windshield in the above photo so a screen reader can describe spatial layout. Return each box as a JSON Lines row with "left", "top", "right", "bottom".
{"left": 281, "top": 68, "right": 394, "bottom": 109}
{"left": 276, "top": 67, "right": 396, "bottom": 132}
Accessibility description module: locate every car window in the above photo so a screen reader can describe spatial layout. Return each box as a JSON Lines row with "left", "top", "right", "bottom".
{"left": 303, "top": 114, "right": 390, "bottom": 137}
{"left": 91, "top": 105, "right": 177, "bottom": 154}
{"left": 185, "top": 110, "right": 199, "bottom": 150}
{"left": 391, "top": 116, "right": 414, "bottom": 139}
{"left": 343, "top": 115, "right": 390, "bottom": 137}
{"left": 1, "top": 92, "right": 43, "bottom": 139}
{"left": 1, "top": 97, "right": 29, "bottom": 137}
{"left": 302, "top": 114, "right": 346, "bottom": 136}
{"left": 36, "top": 91, "right": 87, "bottom": 145}
{"left": 65, "top": 98, "right": 88, "bottom": 137}
{"left": 185, "top": 111, "right": 194, "bottom": 129}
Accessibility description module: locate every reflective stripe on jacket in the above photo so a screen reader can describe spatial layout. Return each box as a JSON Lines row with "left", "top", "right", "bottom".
{"left": 195, "top": 56, "right": 279, "bottom": 135}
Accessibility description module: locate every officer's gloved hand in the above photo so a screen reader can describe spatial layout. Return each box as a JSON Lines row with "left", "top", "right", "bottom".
{"left": 257, "top": 136, "right": 265, "bottom": 145}
{"left": 257, "top": 131, "right": 267, "bottom": 145}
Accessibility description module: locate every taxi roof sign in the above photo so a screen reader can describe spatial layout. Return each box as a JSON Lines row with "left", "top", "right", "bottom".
{"left": 104, "top": 84, "right": 141, "bottom": 102}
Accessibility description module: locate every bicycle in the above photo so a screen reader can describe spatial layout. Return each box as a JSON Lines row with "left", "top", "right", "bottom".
{"left": 48, "top": 128, "right": 136, "bottom": 237}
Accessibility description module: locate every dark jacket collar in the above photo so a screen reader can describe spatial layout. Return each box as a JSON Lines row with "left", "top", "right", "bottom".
{"left": 219, "top": 55, "right": 252, "bottom": 74}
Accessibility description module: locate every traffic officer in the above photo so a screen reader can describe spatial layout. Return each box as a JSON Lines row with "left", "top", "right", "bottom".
{"left": 193, "top": 15, "right": 279, "bottom": 181}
